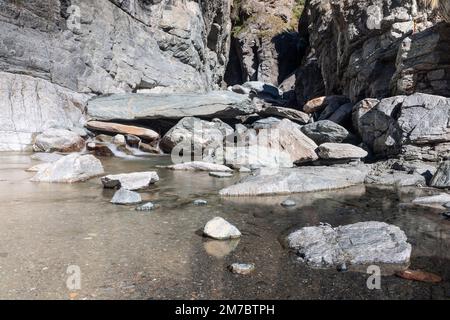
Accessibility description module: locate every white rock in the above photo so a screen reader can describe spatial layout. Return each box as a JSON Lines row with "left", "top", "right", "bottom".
{"left": 101, "top": 172, "right": 159, "bottom": 190}
{"left": 33, "top": 128, "right": 85, "bottom": 153}
{"left": 412, "top": 193, "right": 450, "bottom": 205}
{"left": 31, "top": 154, "right": 104, "bottom": 183}
{"left": 110, "top": 188, "right": 142, "bottom": 205}
{"left": 203, "top": 217, "right": 242, "bottom": 240}
{"left": 317, "top": 143, "right": 368, "bottom": 159}
{"left": 165, "top": 161, "right": 232, "bottom": 172}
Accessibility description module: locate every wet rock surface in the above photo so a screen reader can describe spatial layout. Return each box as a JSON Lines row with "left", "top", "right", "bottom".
{"left": 287, "top": 222, "right": 412, "bottom": 270}
{"left": 101, "top": 172, "right": 159, "bottom": 191}
{"left": 111, "top": 189, "right": 142, "bottom": 205}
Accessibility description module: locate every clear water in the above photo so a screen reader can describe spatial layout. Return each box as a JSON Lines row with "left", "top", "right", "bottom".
{"left": 0, "top": 153, "right": 449, "bottom": 299}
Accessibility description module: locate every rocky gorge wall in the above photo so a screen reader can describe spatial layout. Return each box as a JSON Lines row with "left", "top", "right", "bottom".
{"left": 0, "top": 0, "right": 233, "bottom": 150}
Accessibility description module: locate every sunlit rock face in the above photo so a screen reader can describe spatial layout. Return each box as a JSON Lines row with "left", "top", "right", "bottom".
{"left": 0, "top": 0, "right": 233, "bottom": 150}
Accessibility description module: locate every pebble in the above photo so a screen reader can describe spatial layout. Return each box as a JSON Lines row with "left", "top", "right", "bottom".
{"left": 228, "top": 263, "right": 255, "bottom": 275}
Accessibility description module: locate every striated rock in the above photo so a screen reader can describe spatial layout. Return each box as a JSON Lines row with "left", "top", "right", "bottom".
{"left": 101, "top": 172, "right": 159, "bottom": 191}
{"left": 110, "top": 189, "right": 142, "bottom": 205}
{"left": 429, "top": 161, "right": 450, "bottom": 188}
{"left": 365, "top": 171, "right": 426, "bottom": 187}
{"left": 287, "top": 221, "right": 412, "bottom": 269}
{"left": 317, "top": 143, "right": 368, "bottom": 160}
{"left": 160, "top": 117, "right": 233, "bottom": 153}
{"left": 165, "top": 161, "right": 233, "bottom": 172}
{"left": 30, "top": 154, "right": 104, "bottom": 183}
{"left": 359, "top": 93, "right": 450, "bottom": 160}
{"left": 0, "top": 73, "right": 89, "bottom": 152}
{"left": 86, "top": 121, "right": 159, "bottom": 142}
{"left": 219, "top": 165, "right": 370, "bottom": 196}
{"left": 87, "top": 91, "right": 257, "bottom": 122}
{"left": 33, "top": 129, "right": 85, "bottom": 153}
{"left": 301, "top": 120, "right": 351, "bottom": 145}
{"left": 228, "top": 263, "right": 256, "bottom": 275}
{"left": 203, "top": 217, "right": 241, "bottom": 240}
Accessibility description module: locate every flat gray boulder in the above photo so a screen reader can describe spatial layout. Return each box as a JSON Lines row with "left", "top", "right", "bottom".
{"left": 287, "top": 222, "right": 412, "bottom": 269}
{"left": 31, "top": 154, "right": 104, "bottom": 183}
{"left": 87, "top": 91, "right": 257, "bottom": 121}
{"left": 101, "top": 172, "right": 159, "bottom": 190}
{"left": 219, "top": 165, "right": 369, "bottom": 196}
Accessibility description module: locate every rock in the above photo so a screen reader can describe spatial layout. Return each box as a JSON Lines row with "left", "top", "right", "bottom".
{"left": 203, "top": 217, "right": 241, "bottom": 240}
{"left": 139, "top": 143, "right": 161, "bottom": 154}
{"left": 101, "top": 172, "right": 159, "bottom": 191}
{"left": 209, "top": 172, "right": 233, "bottom": 178}
{"left": 30, "top": 154, "right": 104, "bottom": 183}
{"left": 86, "top": 142, "right": 114, "bottom": 157}
{"left": 301, "top": 120, "right": 351, "bottom": 145}
{"left": 317, "top": 143, "right": 368, "bottom": 160}
{"left": 430, "top": 161, "right": 450, "bottom": 188}
{"left": 112, "top": 135, "right": 126, "bottom": 147}
{"left": 160, "top": 117, "right": 233, "bottom": 153}
{"left": 220, "top": 165, "right": 369, "bottom": 196}
{"left": 326, "top": 102, "right": 354, "bottom": 125}
{"left": 95, "top": 135, "right": 113, "bottom": 144}
{"left": 443, "top": 212, "right": 450, "bottom": 219}
{"left": 251, "top": 117, "right": 281, "bottom": 129}
{"left": 281, "top": 200, "right": 296, "bottom": 207}
{"left": 228, "top": 263, "right": 256, "bottom": 275}
{"left": 352, "top": 98, "right": 380, "bottom": 136}
{"left": 413, "top": 194, "right": 450, "bottom": 205}
{"left": 230, "top": 85, "right": 251, "bottom": 95}
{"left": 110, "top": 189, "right": 142, "bottom": 205}
{"left": 242, "top": 81, "right": 282, "bottom": 98}
{"left": 365, "top": 172, "right": 426, "bottom": 187}
{"left": 87, "top": 91, "right": 257, "bottom": 122}
{"left": 194, "top": 199, "right": 208, "bottom": 206}
{"left": 86, "top": 121, "right": 159, "bottom": 142}
{"left": 287, "top": 222, "right": 412, "bottom": 269}
{"left": 0, "top": 73, "right": 88, "bottom": 152}
{"left": 30, "top": 153, "right": 64, "bottom": 163}
{"left": 239, "top": 167, "right": 252, "bottom": 173}
{"left": 318, "top": 97, "right": 352, "bottom": 121}
{"left": 33, "top": 129, "right": 85, "bottom": 153}
{"left": 136, "top": 202, "right": 155, "bottom": 212}
{"left": 223, "top": 145, "right": 294, "bottom": 169}
{"left": 359, "top": 93, "right": 450, "bottom": 161}
{"left": 395, "top": 269, "right": 442, "bottom": 283}
{"left": 125, "top": 135, "right": 141, "bottom": 149}
{"left": 443, "top": 202, "right": 450, "bottom": 209}
{"left": 303, "top": 96, "right": 326, "bottom": 113}
{"left": 258, "top": 106, "right": 310, "bottom": 124}
{"left": 165, "top": 161, "right": 233, "bottom": 172}
{"left": 303, "top": 96, "right": 350, "bottom": 117}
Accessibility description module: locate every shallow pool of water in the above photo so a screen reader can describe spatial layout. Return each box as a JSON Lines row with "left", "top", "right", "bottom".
{"left": 0, "top": 153, "right": 449, "bottom": 299}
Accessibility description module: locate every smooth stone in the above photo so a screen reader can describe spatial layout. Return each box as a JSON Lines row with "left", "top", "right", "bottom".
{"left": 165, "top": 161, "right": 233, "bottom": 172}
{"left": 86, "top": 121, "right": 159, "bottom": 142}
{"left": 228, "top": 263, "right": 256, "bottom": 275}
{"left": 412, "top": 193, "right": 450, "bottom": 205}
{"left": 135, "top": 202, "right": 155, "bottom": 211}
{"left": 220, "top": 165, "right": 370, "bottom": 196}
{"left": 30, "top": 154, "right": 104, "bottom": 183}
{"left": 281, "top": 199, "right": 296, "bottom": 207}
{"left": 33, "top": 128, "right": 85, "bottom": 153}
{"left": 112, "top": 134, "right": 126, "bottom": 147}
{"left": 287, "top": 221, "right": 412, "bottom": 268}
{"left": 101, "top": 172, "right": 159, "bottom": 191}
{"left": 203, "top": 217, "right": 241, "bottom": 240}
{"left": 209, "top": 172, "right": 233, "bottom": 178}
{"left": 110, "top": 189, "right": 142, "bottom": 205}
{"left": 317, "top": 143, "right": 368, "bottom": 160}
{"left": 194, "top": 199, "right": 208, "bottom": 206}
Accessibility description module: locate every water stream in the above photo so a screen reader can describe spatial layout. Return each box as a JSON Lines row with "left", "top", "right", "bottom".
{"left": 0, "top": 153, "right": 449, "bottom": 299}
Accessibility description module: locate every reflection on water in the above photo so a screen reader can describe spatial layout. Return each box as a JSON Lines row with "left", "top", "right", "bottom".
{"left": 0, "top": 153, "right": 449, "bottom": 299}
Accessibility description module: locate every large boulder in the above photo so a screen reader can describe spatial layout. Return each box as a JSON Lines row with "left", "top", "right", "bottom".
{"left": 160, "top": 117, "right": 233, "bottom": 154}
{"left": 359, "top": 93, "right": 450, "bottom": 160}
{"left": 33, "top": 128, "right": 85, "bottom": 153}
{"left": 87, "top": 91, "right": 257, "bottom": 122}
{"left": 287, "top": 221, "right": 412, "bottom": 270}
{"left": 30, "top": 154, "right": 104, "bottom": 183}
{"left": 101, "top": 172, "right": 160, "bottom": 191}
{"left": 219, "top": 165, "right": 370, "bottom": 196}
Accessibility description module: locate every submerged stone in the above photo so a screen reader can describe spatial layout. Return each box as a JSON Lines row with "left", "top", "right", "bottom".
{"left": 111, "top": 189, "right": 142, "bottom": 205}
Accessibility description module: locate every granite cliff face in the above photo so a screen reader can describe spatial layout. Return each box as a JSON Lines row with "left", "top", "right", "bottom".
{"left": 0, "top": 0, "right": 232, "bottom": 150}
